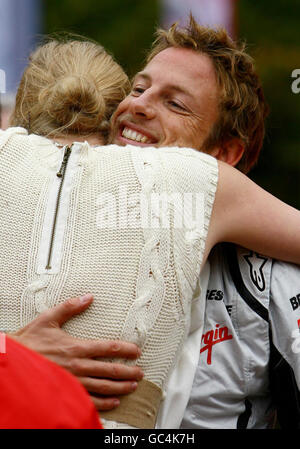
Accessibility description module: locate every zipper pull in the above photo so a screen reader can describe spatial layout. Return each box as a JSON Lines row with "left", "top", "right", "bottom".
{"left": 57, "top": 146, "right": 72, "bottom": 178}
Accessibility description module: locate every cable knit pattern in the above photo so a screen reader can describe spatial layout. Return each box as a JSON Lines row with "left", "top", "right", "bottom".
{"left": 0, "top": 128, "right": 218, "bottom": 428}
{"left": 121, "top": 149, "right": 170, "bottom": 349}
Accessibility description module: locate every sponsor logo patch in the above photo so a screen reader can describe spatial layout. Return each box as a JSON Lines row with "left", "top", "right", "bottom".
{"left": 226, "top": 305, "right": 233, "bottom": 316}
{"left": 206, "top": 289, "right": 224, "bottom": 301}
{"left": 201, "top": 324, "right": 233, "bottom": 365}
{"left": 243, "top": 251, "right": 268, "bottom": 292}
{"left": 290, "top": 294, "right": 300, "bottom": 311}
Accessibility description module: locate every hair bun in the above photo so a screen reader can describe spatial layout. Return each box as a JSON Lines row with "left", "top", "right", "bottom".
{"left": 40, "top": 74, "right": 106, "bottom": 132}
{"left": 10, "top": 39, "right": 130, "bottom": 138}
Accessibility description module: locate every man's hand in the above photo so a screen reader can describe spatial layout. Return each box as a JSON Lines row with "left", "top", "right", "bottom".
{"left": 9, "top": 294, "right": 144, "bottom": 411}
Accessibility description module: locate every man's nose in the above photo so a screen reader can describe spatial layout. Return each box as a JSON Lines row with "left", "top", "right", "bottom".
{"left": 129, "top": 92, "right": 156, "bottom": 120}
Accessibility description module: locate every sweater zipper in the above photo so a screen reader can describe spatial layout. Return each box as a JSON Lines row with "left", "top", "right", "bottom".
{"left": 45, "top": 145, "right": 72, "bottom": 270}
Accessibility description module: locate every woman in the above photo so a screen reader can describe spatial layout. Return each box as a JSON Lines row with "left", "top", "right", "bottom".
{"left": 1, "top": 37, "right": 300, "bottom": 429}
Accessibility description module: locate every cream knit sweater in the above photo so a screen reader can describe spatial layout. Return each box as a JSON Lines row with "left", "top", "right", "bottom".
{"left": 0, "top": 127, "right": 218, "bottom": 428}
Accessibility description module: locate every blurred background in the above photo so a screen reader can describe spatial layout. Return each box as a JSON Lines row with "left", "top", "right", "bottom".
{"left": 0, "top": 0, "right": 299, "bottom": 208}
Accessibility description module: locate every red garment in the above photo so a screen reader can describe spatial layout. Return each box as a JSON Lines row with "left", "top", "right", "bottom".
{"left": 0, "top": 335, "right": 102, "bottom": 429}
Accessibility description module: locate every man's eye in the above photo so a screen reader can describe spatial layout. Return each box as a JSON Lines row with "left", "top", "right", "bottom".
{"left": 168, "top": 100, "right": 186, "bottom": 112}
{"left": 131, "top": 86, "right": 145, "bottom": 95}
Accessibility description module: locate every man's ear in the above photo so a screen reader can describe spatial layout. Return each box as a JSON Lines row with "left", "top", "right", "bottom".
{"left": 208, "top": 139, "right": 245, "bottom": 168}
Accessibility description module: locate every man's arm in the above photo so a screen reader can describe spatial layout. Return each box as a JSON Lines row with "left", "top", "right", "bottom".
{"left": 206, "top": 161, "right": 300, "bottom": 266}
{"left": 9, "top": 294, "right": 144, "bottom": 411}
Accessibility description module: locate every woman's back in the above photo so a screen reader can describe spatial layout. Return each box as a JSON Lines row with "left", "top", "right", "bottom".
{"left": 0, "top": 127, "right": 218, "bottom": 428}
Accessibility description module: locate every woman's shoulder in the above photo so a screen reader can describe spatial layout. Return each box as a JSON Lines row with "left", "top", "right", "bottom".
{"left": 0, "top": 126, "right": 28, "bottom": 137}
{"left": 0, "top": 127, "right": 57, "bottom": 155}
{"left": 0, "top": 126, "right": 28, "bottom": 148}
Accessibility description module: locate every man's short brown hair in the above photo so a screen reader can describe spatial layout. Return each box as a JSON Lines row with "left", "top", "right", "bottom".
{"left": 147, "top": 16, "right": 269, "bottom": 173}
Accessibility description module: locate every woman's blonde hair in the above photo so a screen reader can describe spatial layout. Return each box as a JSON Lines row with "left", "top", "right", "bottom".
{"left": 10, "top": 38, "right": 130, "bottom": 140}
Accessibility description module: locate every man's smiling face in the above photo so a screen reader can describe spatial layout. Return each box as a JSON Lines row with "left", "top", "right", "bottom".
{"left": 110, "top": 46, "right": 220, "bottom": 150}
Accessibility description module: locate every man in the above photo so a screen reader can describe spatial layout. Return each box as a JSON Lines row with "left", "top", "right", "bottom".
{"left": 109, "top": 17, "right": 300, "bottom": 429}
{"left": 10, "top": 17, "right": 300, "bottom": 427}
{"left": 180, "top": 244, "right": 300, "bottom": 429}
